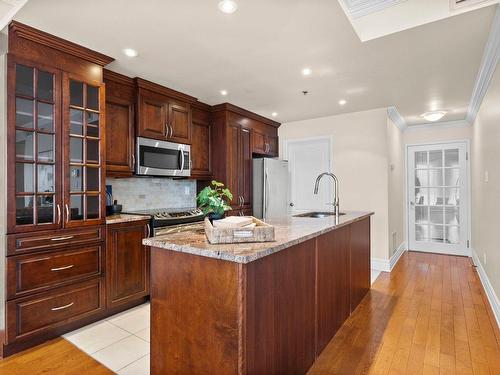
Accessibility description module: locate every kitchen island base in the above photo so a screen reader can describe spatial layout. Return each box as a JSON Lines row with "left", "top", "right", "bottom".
{"left": 150, "top": 216, "right": 370, "bottom": 374}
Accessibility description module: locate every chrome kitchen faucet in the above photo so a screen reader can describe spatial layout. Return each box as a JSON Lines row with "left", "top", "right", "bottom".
{"left": 314, "top": 172, "right": 340, "bottom": 216}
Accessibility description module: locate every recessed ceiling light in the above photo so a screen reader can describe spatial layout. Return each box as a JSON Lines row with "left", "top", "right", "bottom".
{"left": 271, "top": 112, "right": 278, "bottom": 117}
{"left": 122, "top": 48, "right": 138, "bottom": 57}
{"left": 421, "top": 110, "right": 447, "bottom": 122}
{"left": 220, "top": 90, "right": 228, "bottom": 96}
{"left": 338, "top": 99, "right": 347, "bottom": 106}
{"left": 302, "top": 68, "right": 312, "bottom": 76}
{"left": 218, "top": 0, "right": 238, "bottom": 14}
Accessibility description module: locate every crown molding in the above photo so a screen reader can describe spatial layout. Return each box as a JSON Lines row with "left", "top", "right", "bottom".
{"left": 387, "top": 106, "right": 407, "bottom": 131}
{"left": 103, "top": 68, "right": 134, "bottom": 86}
{"left": 341, "top": 0, "right": 408, "bottom": 19}
{"left": 9, "top": 21, "right": 114, "bottom": 66}
{"left": 211, "top": 103, "right": 281, "bottom": 128}
{"left": 466, "top": 4, "right": 500, "bottom": 124}
{"left": 135, "top": 77, "right": 198, "bottom": 103}
{"left": 404, "top": 119, "right": 471, "bottom": 132}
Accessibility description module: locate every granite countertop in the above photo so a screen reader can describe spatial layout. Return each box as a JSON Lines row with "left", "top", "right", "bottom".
{"left": 106, "top": 213, "right": 151, "bottom": 224}
{"left": 143, "top": 211, "right": 373, "bottom": 264}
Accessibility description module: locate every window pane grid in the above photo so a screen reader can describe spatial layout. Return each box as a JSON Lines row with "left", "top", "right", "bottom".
{"left": 68, "top": 80, "right": 101, "bottom": 222}
{"left": 14, "top": 64, "right": 56, "bottom": 226}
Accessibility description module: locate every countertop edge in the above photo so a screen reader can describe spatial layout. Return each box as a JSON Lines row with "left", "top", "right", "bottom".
{"left": 144, "top": 212, "right": 374, "bottom": 264}
{"left": 106, "top": 214, "right": 151, "bottom": 225}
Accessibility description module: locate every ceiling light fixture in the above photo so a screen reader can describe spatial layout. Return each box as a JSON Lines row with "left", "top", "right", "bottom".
{"left": 122, "top": 48, "right": 138, "bottom": 57}
{"left": 302, "top": 68, "right": 312, "bottom": 76}
{"left": 421, "top": 110, "right": 447, "bottom": 122}
{"left": 338, "top": 99, "right": 347, "bottom": 106}
{"left": 220, "top": 90, "right": 228, "bottom": 96}
{"left": 218, "top": 0, "right": 238, "bottom": 14}
{"left": 271, "top": 112, "right": 278, "bottom": 117}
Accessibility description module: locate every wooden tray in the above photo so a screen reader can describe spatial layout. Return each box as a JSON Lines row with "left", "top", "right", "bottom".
{"left": 204, "top": 217, "right": 275, "bottom": 244}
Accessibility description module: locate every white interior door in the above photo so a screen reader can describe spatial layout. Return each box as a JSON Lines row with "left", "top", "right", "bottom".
{"left": 407, "top": 142, "right": 469, "bottom": 256}
{"left": 284, "top": 137, "right": 332, "bottom": 213}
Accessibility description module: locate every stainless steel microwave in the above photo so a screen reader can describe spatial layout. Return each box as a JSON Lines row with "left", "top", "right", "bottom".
{"left": 136, "top": 137, "right": 191, "bottom": 177}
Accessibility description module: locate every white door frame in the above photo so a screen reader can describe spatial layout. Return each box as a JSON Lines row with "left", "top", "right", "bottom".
{"left": 282, "top": 135, "right": 334, "bottom": 213}
{"left": 405, "top": 139, "right": 471, "bottom": 256}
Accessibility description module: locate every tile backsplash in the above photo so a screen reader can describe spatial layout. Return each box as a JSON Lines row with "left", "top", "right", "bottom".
{"left": 107, "top": 177, "right": 196, "bottom": 211}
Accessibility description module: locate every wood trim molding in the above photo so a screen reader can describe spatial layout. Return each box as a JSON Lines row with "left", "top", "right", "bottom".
{"left": 466, "top": 4, "right": 500, "bottom": 124}
{"left": 135, "top": 77, "right": 197, "bottom": 103}
{"left": 9, "top": 21, "right": 114, "bottom": 66}
{"left": 211, "top": 102, "right": 281, "bottom": 128}
{"left": 387, "top": 106, "right": 407, "bottom": 131}
{"left": 191, "top": 100, "right": 212, "bottom": 111}
{"left": 103, "top": 69, "right": 134, "bottom": 86}
{"left": 472, "top": 249, "right": 500, "bottom": 329}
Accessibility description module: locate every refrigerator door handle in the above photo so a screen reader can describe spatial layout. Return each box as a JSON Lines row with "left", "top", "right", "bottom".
{"left": 264, "top": 168, "right": 270, "bottom": 218}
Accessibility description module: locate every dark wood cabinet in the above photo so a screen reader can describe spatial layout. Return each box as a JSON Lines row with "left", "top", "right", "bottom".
{"left": 190, "top": 103, "right": 212, "bottom": 179}
{"left": 4, "top": 21, "right": 113, "bottom": 356}
{"left": 316, "top": 225, "right": 351, "bottom": 354}
{"left": 350, "top": 217, "right": 371, "bottom": 312}
{"left": 104, "top": 70, "right": 135, "bottom": 177}
{"left": 251, "top": 129, "right": 279, "bottom": 157}
{"left": 211, "top": 104, "right": 279, "bottom": 217}
{"left": 136, "top": 78, "right": 195, "bottom": 144}
{"left": 106, "top": 219, "right": 150, "bottom": 310}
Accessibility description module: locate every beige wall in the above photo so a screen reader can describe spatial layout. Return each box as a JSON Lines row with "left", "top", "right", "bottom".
{"left": 471, "top": 64, "right": 500, "bottom": 301}
{"left": 278, "top": 108, "right": 391, "bottom": 261}
{"left": 404, "top": 124, "right": 471, "bottom": 145}
{"left": 387, "top": 118, "right": 405, "bottom": 256}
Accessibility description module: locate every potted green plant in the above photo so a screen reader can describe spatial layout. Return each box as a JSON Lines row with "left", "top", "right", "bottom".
{"left": 197, "top": 180, "right": 233, "bottom": 221}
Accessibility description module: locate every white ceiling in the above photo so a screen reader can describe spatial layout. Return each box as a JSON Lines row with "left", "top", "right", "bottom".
{"left": 12, "top": 0, "right": 496, "bottom": 124}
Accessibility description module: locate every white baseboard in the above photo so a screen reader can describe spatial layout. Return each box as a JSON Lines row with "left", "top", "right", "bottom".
{"left": 472, "top": 249, "right": 500, "bottom": 329}
{"left": 371, "top": 242, "right": 407, "bottom": 273}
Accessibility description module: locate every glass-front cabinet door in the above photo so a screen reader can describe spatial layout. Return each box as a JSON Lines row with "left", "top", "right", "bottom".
{"left": 63, "top": 74, "right": 105, "bottom": 226}
{"left": 8, "top": 58, "right": 62, "bottom": 232}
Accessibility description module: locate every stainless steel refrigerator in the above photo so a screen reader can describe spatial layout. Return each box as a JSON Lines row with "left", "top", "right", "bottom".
{"left": 253, "top": 158, "right": 290, "bottom": 220}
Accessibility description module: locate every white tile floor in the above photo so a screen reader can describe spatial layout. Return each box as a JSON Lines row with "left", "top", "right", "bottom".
{"left": 63, "top": 270, "right": 383, "bottom": 374}
{"left": 63, "top": 303, "right": 151, "bottom": 374}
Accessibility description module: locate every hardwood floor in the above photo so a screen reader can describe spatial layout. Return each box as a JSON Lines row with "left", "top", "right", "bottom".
{"left": 0, "top": 338, "right": 112, "bottom": 374}
{"left": 308, "top": 251, "right": 500, "bottom": 375}
{"left": 0, "top": 251, "right": 498, "bottom": 375}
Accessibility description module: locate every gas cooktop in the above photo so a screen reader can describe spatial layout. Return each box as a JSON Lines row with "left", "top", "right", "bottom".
{"left": 125, "top": 207, "right": 205, "bottom": 227}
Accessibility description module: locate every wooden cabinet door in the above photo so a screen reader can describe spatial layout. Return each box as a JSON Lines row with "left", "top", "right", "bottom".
{"left": 251, "top": 130, "right": 266, "bottom": 155}
{"left": 191, "top": 120, "right": 212, "bottom": 179}
{"left": 240, "top": 128, "right": 252, "bottom": 209}
{"left": 62, "top": 73, "right": 106, "bottom": 227}
{"left": 227, "top": 124, "right": 241, "bottom": 208}
{"left": 168, "top": 100, "right": 191, "bottom": 144}
{"left": 350, "top": 217, "right": 371, "bottom": 312}
{"left": 106, "top": 220, "right": 150, "bottom": 309}
{"left": 316, "top": 225, "right": 351, "bottom": 354}
{"left": 267, "top": 135, "right": 279, "bottom": 157}
{"left": 7, "top": 57, "right": 64, "bottom": 233}
{"left": 137, "top": 90, "right": 168, "bottom": 140}
{"left": 105, "top": 96, "right": 134, "bottom": 176}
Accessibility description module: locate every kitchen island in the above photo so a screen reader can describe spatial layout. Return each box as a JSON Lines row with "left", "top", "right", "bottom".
{"left": 144, "top": 211, "right": 373, "bottom": 375}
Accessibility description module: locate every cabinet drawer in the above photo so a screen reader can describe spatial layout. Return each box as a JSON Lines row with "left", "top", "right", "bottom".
{"left": 7, "top": 245, "right": 103, "bottom": 299}
{"left": 6, "top": 278, "right": 105, "bottom": 344}
{"left": 7, "top": 226, "right": 105, "bottom": 256}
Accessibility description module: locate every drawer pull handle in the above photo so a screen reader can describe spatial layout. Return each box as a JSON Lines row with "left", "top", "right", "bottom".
{"left": 51, "top": 264, "right": 74, "bottom": 271}
{"left": 50, "top": 235, "right": 74, "bottom": 241}
{"left": 51, "top": 302, "right": 74, "bottom": 311}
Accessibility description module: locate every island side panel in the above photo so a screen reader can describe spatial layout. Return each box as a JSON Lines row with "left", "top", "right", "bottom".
{"left": 316, "top": 225, "right": 351, "bottom": 355}
{"left": 150, "top": 247, "right": 241, "bottom": 375}
{"left": 350, "top": 217, "right": 371, "bottom": 312}
{"left": 244, "top": 238, "right": 316, "bottom": 375}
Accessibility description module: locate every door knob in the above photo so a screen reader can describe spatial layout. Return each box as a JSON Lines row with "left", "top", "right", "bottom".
{"left": 290, "top": 203, "right": 294, "bottom": 207}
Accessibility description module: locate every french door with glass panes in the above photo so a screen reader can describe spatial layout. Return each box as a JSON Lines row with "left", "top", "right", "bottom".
{"left": 407, "top": 142, "right": 469, "bottom": 255}
{"left": 8, "top": 56, "right": 105, "bottom": 233}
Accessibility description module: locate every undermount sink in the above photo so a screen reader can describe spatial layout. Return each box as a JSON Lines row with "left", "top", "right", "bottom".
{"left": 293, "top": 211, "right": 346, "bottom": 218}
